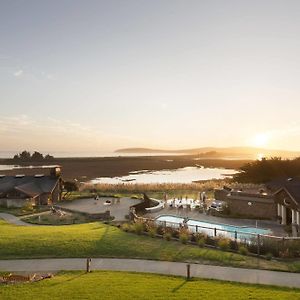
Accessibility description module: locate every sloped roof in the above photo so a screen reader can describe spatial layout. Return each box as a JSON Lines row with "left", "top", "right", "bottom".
{"left": 267, "top": 177, "right": 300, "bottom": 205}
{"left": 0, "top": 176, "right": 59, "bottom": 197}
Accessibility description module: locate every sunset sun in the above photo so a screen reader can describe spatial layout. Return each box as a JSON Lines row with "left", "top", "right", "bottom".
{"left": 252, "top": 133, "right": 270, "bottom": 148}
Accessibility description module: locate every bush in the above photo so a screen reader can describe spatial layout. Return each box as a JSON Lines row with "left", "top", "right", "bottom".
{"left": 148, "top": 227, "right": 157, "bottom": 238}
{"left": 179, "top": 233, "right": 189, "bottom": 244}
{"left": 121, "top": 223, "right": 130, "bottom": 232}
{"left": 194, "top": 233, "right": 206, "bottom": 247}
{"left": 133, "top": 222, "right": 144, "bottom": 235}
{"left": 229, "top": 240, "right": 238, "bottom": 251}
{"left": 163, "top": 232, "right": 172, "bottom": 241}
{"left": 238, "top": 246, "right": 248, "bottom": 256}
{"left": 265, "top": 252, "right": 273, "bottom": 260}
{"left": 171, "top": 229, "right": 180, "bottom": 239}
{"left": 22, "top": 202, "right": 34, "bottom": 212}
{"left": 156, "top": 226, "right": 165, "bottom": 236}
{"left": 218, "top": 238, "right": 230, "bottom": 251}
{"left": 205, "top": 235, "right": 216, "bottom": 246}
{"left": 197, "top": 237, "right": 205, "bottom": 248}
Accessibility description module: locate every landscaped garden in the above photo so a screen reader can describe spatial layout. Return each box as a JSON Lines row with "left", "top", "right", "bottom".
{"left": 0, "top": 270, "right": 299, "bottom": 300}
{"left": 0, "top": 220, "right": 300, "bottom": 272}
{"left": 21, "top": 211, "right": 93, "bottom": 225}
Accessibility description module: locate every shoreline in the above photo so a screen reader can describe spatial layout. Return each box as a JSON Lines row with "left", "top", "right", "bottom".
{"left": 0, "top": 155, "right": 251, "bottom": 181}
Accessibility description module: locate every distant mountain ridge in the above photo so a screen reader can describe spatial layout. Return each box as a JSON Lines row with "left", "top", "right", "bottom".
{"left": 115, "top": 147, "right": 300, "bottom": 159}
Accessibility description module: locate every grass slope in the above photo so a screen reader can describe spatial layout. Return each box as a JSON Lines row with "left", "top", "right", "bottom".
{"left": 0, "top": 220, "right": 298, "bottom": 272}
{"left": 1, "top": 271, "right": 300, "bottom": 300}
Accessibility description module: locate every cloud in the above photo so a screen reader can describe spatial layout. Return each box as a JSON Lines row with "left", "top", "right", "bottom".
{"left": 13, "top": 69, "right": 24, "bottom": 77}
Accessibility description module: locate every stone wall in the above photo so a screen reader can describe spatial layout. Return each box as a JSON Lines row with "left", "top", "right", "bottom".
{"left": 53, "top": 205, "right": 111, "bottom": 220}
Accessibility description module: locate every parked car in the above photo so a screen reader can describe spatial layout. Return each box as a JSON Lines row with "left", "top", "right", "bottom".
{"left": 209, "top": 200, "right": 227, "bottom": 212}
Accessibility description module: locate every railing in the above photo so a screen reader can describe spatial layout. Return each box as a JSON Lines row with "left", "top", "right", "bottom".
{"left": 132, "top": 213, "right": 300, "bottom": 257}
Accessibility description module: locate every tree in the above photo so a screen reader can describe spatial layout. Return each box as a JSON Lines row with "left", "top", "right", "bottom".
{"left": 234, "top": 157, "right": 300, "bottom": 183}
{"left": 31, "top": 151, "right": 44, "bottom": 161}
{"left": 19, "top": 150, "right": 31, "bottom": 161}
{"left": 45, "top": 154, "right": 54, "bottom": 160}
{"left": 12, "top": 151, "right": 55, "bottom": 161}
{"left": 13, "top": 154, "right": 20, "bottom": 161}
{"left": 62, "top": 181, "right": 78, "bottom": 200}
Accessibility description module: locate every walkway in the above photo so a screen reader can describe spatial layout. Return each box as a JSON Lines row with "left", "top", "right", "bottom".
{"left": 0, "top": 213, "right": 35, "bottom": 226}
{"left": 0, "top": 258, "right": 299, "bottom": 288}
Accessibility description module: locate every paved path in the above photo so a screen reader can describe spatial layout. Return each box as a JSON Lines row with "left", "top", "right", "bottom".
{"left": 0, "top": 258, "right": 299, "bottom": 288}
{"left": 59, "top": 197, "right": 142, "bottom": 221}
{"left": 0, "top": 213, "right": 36, "bottom": 226}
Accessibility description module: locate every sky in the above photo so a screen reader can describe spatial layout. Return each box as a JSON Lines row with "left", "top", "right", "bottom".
{"left": 1, "top": 0, "right": 300, "bottom": 154}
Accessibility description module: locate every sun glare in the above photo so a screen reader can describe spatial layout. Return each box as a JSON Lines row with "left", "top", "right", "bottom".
{"left": 252, "top": 133, "right": 269, "bottom": 148}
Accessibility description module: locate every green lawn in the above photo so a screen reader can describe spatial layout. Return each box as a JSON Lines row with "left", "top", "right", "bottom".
{"left": 1, "top": 271, "right": 300, "bottom": 300}
{"left": 0, "top": 220, "right": 299, "bottom": 272}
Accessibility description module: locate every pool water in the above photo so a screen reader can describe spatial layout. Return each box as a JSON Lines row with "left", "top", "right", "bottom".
{"left": 155, "top": 215, "right": 272, "bottom": 240}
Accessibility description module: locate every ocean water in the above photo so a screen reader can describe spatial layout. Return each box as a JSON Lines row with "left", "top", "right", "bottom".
{"left": 0, "top": 151, "right": 184, "bottom": 159}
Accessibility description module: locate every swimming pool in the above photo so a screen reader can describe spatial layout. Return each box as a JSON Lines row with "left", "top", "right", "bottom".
{"left": 155, "top": 215, "right": 272, "bottom": 240}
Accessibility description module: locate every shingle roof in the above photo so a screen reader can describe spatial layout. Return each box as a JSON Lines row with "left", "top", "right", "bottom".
{"left": 0, "top": 176, "right": 59, "bottom": 197}
{"left": 267, "top": 177, "right": 300, "bottom": 205}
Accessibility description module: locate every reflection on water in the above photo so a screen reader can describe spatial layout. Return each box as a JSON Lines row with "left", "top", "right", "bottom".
{"left": 91, "top": 166, "right": 238, "bottom": 184}
{"left": 0, "top": 165, "right": 59, "bottom": 171}
{"left": 0, "top": 165, "right": 18, "bottom": 171}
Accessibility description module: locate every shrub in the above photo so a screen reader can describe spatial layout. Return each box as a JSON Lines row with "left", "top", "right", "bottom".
{"left": 156, "top": 226, "right": 165, "bottom": 236}
{"left": 133, "top": 222, "right": 144, "bottom": 235}
{"left": 265, "top": 252, "right": 273, "bottom": 260}
{"left": 163, "top": 232, "right": 172, "bottom": 241}
{"left": 171, "top": 229, "right": 180, "bottom": 239}
{"left": 22, "top": 202, "right": 34, "bottom": 212}
{"left": 205, "top": 235, "right": 216, "bottom": 246}
{"left": 229, "top": 240, "right": 238, "bottom": 251}
{"left": 238, "top": 246, "right": 248, "bottom": 256}
{"left": 218, "top": 238, "right": 230, "bottom": 251}
{"left": 190, "top": 233, "right": 197, "bottom": 243}
{"left": 179, "top": 233, "right": 189, "bottom": 244}
{"left": 197, "top": 237, "right": 205, "bottom": 248}
{"left": 285, "top": 240, "right": 300, "bottom": 258}
{"left": 279, "top": 249, "right": 290, "bottom": 259}
{"left": 148, "top": 227, "right": 157, "bottom": 238}
{"left": 121, "top": 223, "right": 130, "bottom": 232}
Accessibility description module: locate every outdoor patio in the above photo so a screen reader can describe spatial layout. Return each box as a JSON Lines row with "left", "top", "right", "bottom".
{"left": 59, "top": 197, "right": 142, "bottom": 221}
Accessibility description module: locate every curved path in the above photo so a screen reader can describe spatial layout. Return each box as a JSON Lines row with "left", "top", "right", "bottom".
{"left": 0, "top": 213, "right": 36, "bottom": 226}
{"left": 0, "top": 258, "right": 299, "bottom": 288}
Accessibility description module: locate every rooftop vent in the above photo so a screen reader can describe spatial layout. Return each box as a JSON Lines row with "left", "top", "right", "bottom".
{"left": 15, "top": 174, "right": 25, "bottom": 178}
{"left": 35, "top": 174, "right": 45, "bottom": 178}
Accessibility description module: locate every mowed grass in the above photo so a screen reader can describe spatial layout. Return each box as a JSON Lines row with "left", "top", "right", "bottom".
{"left": 0, "top": 220, "right": 297, "bottom": 272}
{"left": 1, "top": 271, "right": 300, "bottom": 300}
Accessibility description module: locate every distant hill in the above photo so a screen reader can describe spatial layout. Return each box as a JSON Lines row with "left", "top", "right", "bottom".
{"left": 115, "top": 147, "right": 300, "bottom": 159}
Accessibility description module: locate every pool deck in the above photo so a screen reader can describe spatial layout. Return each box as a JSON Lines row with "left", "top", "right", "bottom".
{"left": 145, "top": 206, "right": 286, "bottom": 236}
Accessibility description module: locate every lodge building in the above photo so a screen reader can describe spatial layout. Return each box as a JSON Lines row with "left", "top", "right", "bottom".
{"left": 215, "top": 177, "right": 300, "bottom": 227}
{"left": 0, "top": 166, "right": 62, "bottom": 208}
